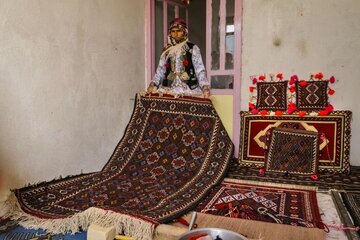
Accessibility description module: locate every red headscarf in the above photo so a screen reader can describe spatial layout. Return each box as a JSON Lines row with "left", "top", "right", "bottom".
{"left": 169, "top": 18, "right": 187, "bottom": 32}
{"left": 167, "top": 18, "right": 188, "bottom": 46}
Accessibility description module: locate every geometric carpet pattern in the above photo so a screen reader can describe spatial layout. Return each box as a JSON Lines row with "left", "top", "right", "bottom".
{"left": 339, "top": 191, "right": 360, "bottom": 238}
{"left": 340, "top": 192, "right": 360, "bottom": 228}
{"left": 256, "top": 81, "right": 288, "bottom": 111}
{"left": 227, "top": 163, "right": 360, "bottom": 191}
{"left": 265, "top": 128, "right": 319, "bottom": 175}
{"left": 196, "top": 179, "right": 324, "bottom": 229}
{"left": 238, "top": 111, "right": 352, "bottom": 174}
{"left": 5, "top": 93, "right": 234, "bottom": 238}
{"left": 296, "top": 80, "right": 329, "bottom": 111}
{"left": 331, "top": 191, "right": 360, "bottom": 240}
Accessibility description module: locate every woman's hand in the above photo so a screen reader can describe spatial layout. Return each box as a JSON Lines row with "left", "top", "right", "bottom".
{"left": 202, "top": 86, "right": 210, "bottom": 98}
{"left": 147, "top": 82, "right": 157, "bottom": 93}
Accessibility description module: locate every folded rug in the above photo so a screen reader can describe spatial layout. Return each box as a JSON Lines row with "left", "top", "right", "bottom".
{"left": 0, "top": 93, "right": 233, "bottom": 240}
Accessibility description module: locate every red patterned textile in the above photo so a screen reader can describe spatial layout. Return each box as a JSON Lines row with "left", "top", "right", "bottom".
{"left": 238, "top": 111, "right": 351, "bottom": 173}
{"left": 196, "top": 179, "right": 323, "bottom": 228}
{"left": 10, "top": 93, "right": 233, "bottom": 237}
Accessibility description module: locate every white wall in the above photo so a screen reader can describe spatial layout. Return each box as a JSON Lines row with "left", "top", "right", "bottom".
{"left": 241, "top": 0, "right": 360, "bottom": 166}
{"left": 0, "top": 0, "right": 145, "bottom": 197}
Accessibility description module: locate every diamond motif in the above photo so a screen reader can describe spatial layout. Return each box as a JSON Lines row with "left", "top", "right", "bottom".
{"left": 265, "top": 85, "right": 277, "bottom": 95}
{"left": 151, "top": 166, "right": 166, "bottom": 176}
{"left": 191, "top": 147, "right": 205, "bottom": 159}
{"left": 265, "top": 96, "right": 277, "bottom": 106}
{"left": 172, "top": 156, "right": 186, "bottom": 169}
{"left": 262, "top": 200, "right": 276, "bottom": 208}
{"left": 245, "top": 191, "right": 257, "bottom": 198}
{"left": 146, "top": 152, "right": 160, "bottom": 164}
{"left": 306, "top": 93, "right": 320, "bottom": 104}
{"left": 306, "top": 84, "right": 319, "bottom": 93}
{"left": 222, "top": 195, "right": 235, "bottom": 203}
{"left": 233, "top": 193, "right": 246, "bottom": 201}
{"left": 157, "top": 127, "right": 170, "bottom": 143}
{"left": 182, "top": 131, "right": 196, "bottom": 146}
{"left": 253, "top": 196, "right": 267, "bottom": 203}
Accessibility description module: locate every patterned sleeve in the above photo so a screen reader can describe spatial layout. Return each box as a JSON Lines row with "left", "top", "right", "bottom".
{"left": 192, "top": 45, "right": 209, "bottom": 89}
{"left": 151, "top": 54, "right": 167, "bottom": 86}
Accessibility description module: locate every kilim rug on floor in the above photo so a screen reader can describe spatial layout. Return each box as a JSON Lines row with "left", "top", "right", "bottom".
{"left": 0, "top": 93, "right": 233, "bottom": 240}
{"left": 331, "top": 191, "right": 360, "bottom": 240}
{"left": 196, "top": 178, "right": 324, "bottom": 229}
{"left": 227, "top": 162, "right": 360, "bottom": 191}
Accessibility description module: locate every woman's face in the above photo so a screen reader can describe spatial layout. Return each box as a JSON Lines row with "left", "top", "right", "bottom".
{"left": 170, "top": 27, "right": 185, "bottom": 42}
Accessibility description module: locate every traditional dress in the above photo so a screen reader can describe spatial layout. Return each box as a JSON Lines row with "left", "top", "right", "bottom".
{"left": 150, "top": 19, "right": 209, "bottom": 96}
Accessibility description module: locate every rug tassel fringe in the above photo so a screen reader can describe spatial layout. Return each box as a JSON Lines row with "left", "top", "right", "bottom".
{"left": 1, "top": 192, "right": 155, "bottom": 240}
{"left": 0, "top": 200, "right": 11, "bottom": 219}
{"left": 0, "top": 190, "right": 12, "bottom": 219}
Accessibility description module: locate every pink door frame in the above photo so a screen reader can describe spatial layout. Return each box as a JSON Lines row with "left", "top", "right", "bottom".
{"left": 145, "top": 0, "right": 242, "bottom": 157}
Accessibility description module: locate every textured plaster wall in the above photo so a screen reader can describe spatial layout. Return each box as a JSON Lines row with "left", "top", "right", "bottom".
{"left": 0, "top": 0, "right": 145, "bottom": 198}
{"left": 241, "top": 0, "right": 360, "bottom": 166}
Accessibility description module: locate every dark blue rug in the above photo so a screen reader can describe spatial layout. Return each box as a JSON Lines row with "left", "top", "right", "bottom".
{"left": 0, "top": 218, "right": 86, "bottom": 240}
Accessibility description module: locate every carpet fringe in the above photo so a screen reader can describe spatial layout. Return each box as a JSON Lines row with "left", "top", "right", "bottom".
{"left": 0, "top": 190, "right": 12, "bottom": 218}
{"left": 0, "top": 201, "right": 11, "bottom": 219}
{"left": 223, "top": 178, "right": 318, "bottom": 190}
{"left": 1, "top": 192, "right": 155, "bottom": 240}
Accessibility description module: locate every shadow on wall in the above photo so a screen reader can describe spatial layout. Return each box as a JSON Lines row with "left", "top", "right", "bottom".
{"left": 0, "top": 152, "right": 21, "bottom": 200}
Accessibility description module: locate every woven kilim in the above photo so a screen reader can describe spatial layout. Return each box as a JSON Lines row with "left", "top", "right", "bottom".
{"left": 340, "top": 192, "right": 360, "bottom": 236}
{"left": 238, "top": 111, "right": 352, "bottom": 174}
{"left": 196, "top": 179, "right": 323, "bottom": 228}
{"left": 265, "top": 128, "right": 319, "bottom": 176}
{"left": 256, "top": 81, "right": 288, "bottom": 111}
{"left": 332, "top": 191, "right": 360, "bottom": 239}
{"left": 296, "top": 80, "right": 329, "bottom": 111}
{"left": 3, "top": 93, "right": 233, "bottom": 240}
{"left": 227, "top": 164, "right": 360, "bottom": 191}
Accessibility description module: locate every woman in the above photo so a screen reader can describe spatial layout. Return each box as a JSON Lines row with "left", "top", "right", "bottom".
{"left": 147, "top": 18, "right": 210, "bottom": 98}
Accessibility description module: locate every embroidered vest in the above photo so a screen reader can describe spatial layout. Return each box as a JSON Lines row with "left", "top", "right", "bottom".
{"left": 162, "top": 42, "right": 199, "bottom": 90}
